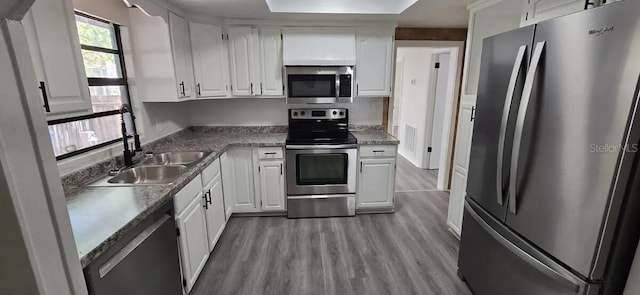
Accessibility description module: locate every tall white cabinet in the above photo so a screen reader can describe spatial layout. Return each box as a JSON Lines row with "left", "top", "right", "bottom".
{"left": 189, "top": 22, "right": 230, "bottom": 98}
{"left": 355, "top": 28, "right": 394, "bottom": 97}
{"left": 22, "top": 0, "right": 92, "bottom": 118}
{"left": 228, "top": 27, "right": 283, "bottom": 97}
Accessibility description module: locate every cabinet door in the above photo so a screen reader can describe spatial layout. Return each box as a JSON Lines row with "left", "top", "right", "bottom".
{"left": 521, "top": 0, "right": 585, "bottom": 26}
{"left": 258, "top": 160, "right": 285, "bottom": 211}
{"left": 357, "top": 158, "right": 396, "bottom": 208}
{"left": 176, "top": 195, "right": 209, "bottom": 292}
{"left": 356, "top": 28, "right": 394, "bottom": 97}
{"left": 259, "top": 28, "right": 283, "bottom": 96}
{"left": 228, "top": 27, "right": 254, "bottom": 96}
{"left": 220, "top": 152, "right": 234, "bottom": 220}
{"left": 447, "top": 102, "right": 476, "bottom": 236}
{"left": 169, "top": 12, "right": 194, "bottom": 98}
{"left": 203, "top": 173, "right": 226, "bottom": 251}
{"left": 22, "top": 0, "right": 92, "bottom": 117}
{"left": 190, "top": 22, "right": 229, "bottom": 98}
{"left": 230, "top": 149, "right": 257, "bottom": 212}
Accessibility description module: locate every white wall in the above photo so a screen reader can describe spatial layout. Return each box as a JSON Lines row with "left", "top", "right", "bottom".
{"left": 187, "top": 97, "right": 383, "bottom": 126}
{"left": 57, "top": 0, "right": 190, "bottom": 176}
{"left": 396, "top": 47, "right": 436, "bottom": 167}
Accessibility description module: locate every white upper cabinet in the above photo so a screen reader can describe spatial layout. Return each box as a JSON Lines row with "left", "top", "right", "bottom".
{"left": 521, "top": 0, "right": 585, "bottom": 26}
{"left": 258, "top": 28, "right": 284, "bottom": 96}
{"left": 22, "top": 0, "right": 92, "bottom": 118}
{"left": 168, "top": 12, "right": 194, "bottom": 98}
{"left": 283, "top": 27, "right": 356, "bottom": 66}
{"left": 355, "top": 28, "right": 394, "bottom": 97}
{"left": 258, "top": 160, "right": 286, "bottom": 211}
{"left": 189, "top": 22, "right": 229, "bottom": 98}
{"left": 228, "top": 27, "right": 255, "bottom": 96}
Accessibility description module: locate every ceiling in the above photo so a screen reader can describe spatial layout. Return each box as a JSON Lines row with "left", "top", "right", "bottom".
{"left": 166, "top": 0, "right": 470, "bottom": 28}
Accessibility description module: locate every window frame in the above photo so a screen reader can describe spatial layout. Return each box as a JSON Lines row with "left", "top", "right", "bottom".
{"left": 50, "top": 11, "right": 137, "bottom": 161}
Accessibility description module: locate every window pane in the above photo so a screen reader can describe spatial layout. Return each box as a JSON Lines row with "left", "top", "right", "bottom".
{"left": 75, "top": 14, "right": 116, "bottom": 49}
{"left": 81, "top": 50, "right": 122, "bottom": 78}
{"left": 89, "top": 86, "right": 125, "bottom": 112}
{"left": 49, "top": 114, "right": 122, "bottom": 157}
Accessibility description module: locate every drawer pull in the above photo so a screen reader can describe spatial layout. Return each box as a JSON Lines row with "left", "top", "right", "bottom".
{"left": 373, "top": 150, "right": 385, "bottom": 153}
{"left": 264, "top": 152, "right": 277, "bottom": 155}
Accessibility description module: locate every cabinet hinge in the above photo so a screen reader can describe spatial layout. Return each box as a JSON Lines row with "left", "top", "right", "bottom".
{"left": 427, "top": 147, "right": 433, "bottom": 153}
{"left": 183, "top": 279, "right": 187, "bottom": 287}
{"left": 176, "top": 227, "right": 180, "bottom": 236}
{"left": 435, "top": 62, "right": 440, "bottom": 69}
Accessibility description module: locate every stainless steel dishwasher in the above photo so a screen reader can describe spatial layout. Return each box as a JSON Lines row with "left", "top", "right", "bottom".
{"left": 83, "top": 202, "right": 182, "bottom": 295}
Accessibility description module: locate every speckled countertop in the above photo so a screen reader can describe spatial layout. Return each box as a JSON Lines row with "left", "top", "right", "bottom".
{"left": 66, "top": 128, "right": 397, "bottom": 268}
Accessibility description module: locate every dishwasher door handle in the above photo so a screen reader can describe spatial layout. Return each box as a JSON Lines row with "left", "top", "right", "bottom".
{"left": 98, "top": 214, "right": 172, "bottom": 278}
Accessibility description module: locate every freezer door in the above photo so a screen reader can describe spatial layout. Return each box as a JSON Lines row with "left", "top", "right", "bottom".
{"left": 505, "top": 0, "right": 640, "bottom": 279}
{"left": 459, "top": 200, "right": 599, "bottom": 295}
{"left": 466, "top": 26, "right": 534, "bottom": 220}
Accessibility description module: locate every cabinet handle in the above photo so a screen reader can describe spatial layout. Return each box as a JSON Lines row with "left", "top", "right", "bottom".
{"left": 207, "top": 190, "right": 212, "bottom": 205}
{"left": 250, "top": 83, "right": 254, "bottom": 95}
{"left": 226, "top": 85, "right": 229, "bottom": 91}
{"left": 373, "top": 150, "right": 385, "bottom": 153}
{"left": 179, "top": 82, "right": 185, "bottom": 96}
{"left": 39, "top": 81, "right": 50, "bottom": 113}
{"left": 260, "top": 83, "right": 263, "bottom": 95}
{"left": 202, "top": 192, "right": 208, "bottom": 210}
{"left": 264, "top": 152, "right": 277, "bottom": 155}
{"left": 360, "top": 162, "right": 363, "bottom": 173}
{"left": 471, "top": 106, "right": 476, "bottom": 122}
{"left": 280, "top": 163, "right": 283, "bottom": 175}
{"left": 356, "top": 84, "right": 359, "bottom": 95}
{"left": 197, "top": 83, "right": 201, "bottom": 96}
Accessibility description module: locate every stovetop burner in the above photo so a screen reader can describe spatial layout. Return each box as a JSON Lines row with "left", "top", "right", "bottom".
{"left": 286, "top": 108, "right": 357, "bottom": 146}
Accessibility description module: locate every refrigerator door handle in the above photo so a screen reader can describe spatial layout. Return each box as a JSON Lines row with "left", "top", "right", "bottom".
{"left": 497, "top": 45, "right": 527, "bottom": 206}
{"left": 509, "top": 41, "right": 546, "bottom": 214}
{"left": 465, "top": 201, "right": 582, "bottom": 292}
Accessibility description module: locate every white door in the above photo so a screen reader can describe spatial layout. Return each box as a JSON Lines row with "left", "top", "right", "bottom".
{"left": 169, "top": 12, "right": 194, "bottom": 98}
{"left": 259, "top": 28, "right": 283, "bottom": 96}
{"left": 427, "top": 53, "right": 451, "bottom": 169}
{"left": 228, "top": 27, "right": 254, "bottom": 96}
{"left": 357, "top": 158, "right": 396, "bottom": 209}
{"left": 189, "top": 22, "right": 229, "bottom": 98}
{"left": 258, "top": 160, "right": 285, "bottom": 211}
{"left": 203, "top": 173, "right": 226, "bottom": 251}
{"left": 356, "top": 28, "right": 394, "bottom": 97}
{"left": 220, "top": 152, "right": 234, "bottom": 220}
{"left": 521, "top": 0, "right": 585, "bottom": 26}
{"left": 176, "top": 195, "right": 209, "bottom": 292}
{"left": 229, "top": 149, "right": 257, "bottom": 212}
{"left": 447, "top": 102, "right": 476, "bottom": 236}
{"left": 22, "top": 0, "right": 92, "bottom": 118}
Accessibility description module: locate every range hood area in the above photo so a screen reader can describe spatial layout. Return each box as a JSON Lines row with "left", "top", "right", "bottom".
{"left": 283, "top": 27, "right": 356, "bottom": 66}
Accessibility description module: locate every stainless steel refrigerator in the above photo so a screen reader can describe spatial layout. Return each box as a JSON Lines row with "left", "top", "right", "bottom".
{"left": 458, "top": 1, "right": 640, "bottom": 294}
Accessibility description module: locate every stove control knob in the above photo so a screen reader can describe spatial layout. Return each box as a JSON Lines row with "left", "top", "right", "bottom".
{"left": 301, "top": 111, "right": 306, "bottom": 116}
{"left": 333, "top": 111, "right": 337, "bottom": 115}
{"left": 293, "top": 112, "right": 298, "bottom": 117}
{"left": 339, "top": 111, "right": 344, "bottom": 116}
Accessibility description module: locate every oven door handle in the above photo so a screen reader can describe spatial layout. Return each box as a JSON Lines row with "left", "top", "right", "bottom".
{"left": 286, "top": 144, "right": 358, "bottom": 150}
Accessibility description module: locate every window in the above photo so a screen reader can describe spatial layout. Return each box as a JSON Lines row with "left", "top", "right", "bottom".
{"left": 48, "top": 12, "right": 136, "bottom": 160}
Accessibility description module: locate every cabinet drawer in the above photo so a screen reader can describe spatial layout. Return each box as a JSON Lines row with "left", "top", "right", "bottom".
{"left": 257, "top": 147, "right": 283, "bottom": 159}
{"left": 360, "top": 145, "right": 397, "bottom": 158}
{"left": 201, "top": 157, "right": 221, "bottom": 187}
{"left": 174, "top": 176, "right": 204, "bottom": 215}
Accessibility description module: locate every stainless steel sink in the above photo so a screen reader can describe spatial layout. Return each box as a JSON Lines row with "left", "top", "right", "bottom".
{"left": 107, "top": 165, "right": 187, "bottom": 185}
{"left": 141, "top": 152, "right": 207, "bottom": 166}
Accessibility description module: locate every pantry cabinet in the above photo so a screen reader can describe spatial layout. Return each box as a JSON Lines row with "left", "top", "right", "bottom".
{"left": 355, "top": 28, "right": 394, "bottom": 97}
{"left": 22, "top": 0, "right": 92, "bottom": 118}
{"left": 189, "top": 22, "right": 230, "bottom": 98}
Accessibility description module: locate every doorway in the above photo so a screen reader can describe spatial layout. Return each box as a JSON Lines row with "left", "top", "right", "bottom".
{"left": 388, "top": 41, "right": 464, "bottom": 191}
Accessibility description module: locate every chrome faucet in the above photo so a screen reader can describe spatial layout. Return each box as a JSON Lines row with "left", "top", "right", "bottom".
{"left": 120, "top": 104, "right": 142, "bottom": 167}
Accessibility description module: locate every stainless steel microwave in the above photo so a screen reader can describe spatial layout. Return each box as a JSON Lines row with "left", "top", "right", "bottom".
{"left": 285, "top": 66, "right": 354, "bottom": 104}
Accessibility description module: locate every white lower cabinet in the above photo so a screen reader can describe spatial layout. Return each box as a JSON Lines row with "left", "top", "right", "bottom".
{"left": 357, "top": 145, "right": 397, "bottom": 210}
{"left": 202, "top": 166, "right": 226, "bottom": 251}
{"left": 175, "top": 193, "right": 209, "bottom": 293}
{"left": 225, "top": 148, "right": 258, "bottom": 212}
{"left": 220, "top": 152, "right": 234, "bottom": 220}
{"left": 258, "top": 160, "right": 286, "bottom": 211}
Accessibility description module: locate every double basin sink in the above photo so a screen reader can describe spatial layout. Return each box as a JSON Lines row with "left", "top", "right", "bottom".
{"left": 96, "top": 152, "right": 210, "bottom": 186}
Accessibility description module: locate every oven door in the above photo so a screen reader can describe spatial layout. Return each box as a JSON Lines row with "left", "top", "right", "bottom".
{"left": 286, "top": 145, "right": 357, "bottom": 195}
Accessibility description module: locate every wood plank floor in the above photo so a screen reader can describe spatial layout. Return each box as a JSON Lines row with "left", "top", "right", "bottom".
{"left": 395, "top": 155, "right": 439, "bottom": 192}
{"left": 191, "top": 190, "right": 470, "bottom": 295}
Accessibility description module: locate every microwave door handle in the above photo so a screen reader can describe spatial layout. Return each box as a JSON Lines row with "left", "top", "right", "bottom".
{"left": 335, "top": 74, "right": 340, "bottom": 99}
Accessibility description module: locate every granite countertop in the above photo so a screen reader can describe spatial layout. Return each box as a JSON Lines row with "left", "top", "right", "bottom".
{"left": 66, "top": 127, "right": 397, "bottom": 268}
